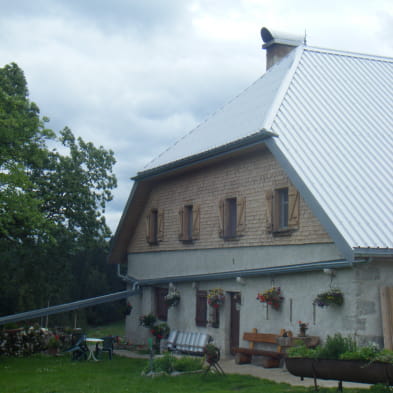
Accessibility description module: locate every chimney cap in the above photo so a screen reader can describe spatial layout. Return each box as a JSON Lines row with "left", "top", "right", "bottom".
{"left": 261, "top": 27, "right": 305, "bottom": 49}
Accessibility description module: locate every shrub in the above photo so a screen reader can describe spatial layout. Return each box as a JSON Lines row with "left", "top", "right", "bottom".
{"left": 143, "top": 353, "right": 204, "bottom": 375}
{"left": 315, "top": 334, "right": 357, "bottom": 359}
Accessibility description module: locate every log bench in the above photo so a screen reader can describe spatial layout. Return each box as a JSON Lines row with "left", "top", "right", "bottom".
{"left": 233, "top": 328, "right": 290, "bottom": 367}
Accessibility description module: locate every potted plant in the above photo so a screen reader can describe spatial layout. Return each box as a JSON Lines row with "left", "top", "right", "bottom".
{"left": 298, "top": 321, "right": 309, "bottom": 337}
{"left": 313, "top": 288, "right": 344, "bottom": 307}
{"left": 204, "top": 343, "right": 220, "bottom": 364}
{"left": 207, "top": 288, "right": 225, "bottom": 308}
{"left": 164, "top": 288, "right": 180, "bottom": 308}
{"left": 286, "top": 334, "right": 393, "bottom": 385}
{"left": 139, "top": 313, "right": 157, "bottom": 328}
{"left": 150, "top": 323, "right": 170, "bottom": 341}
{"left": 256, "top": 287, "right": 284, "bottom": 310}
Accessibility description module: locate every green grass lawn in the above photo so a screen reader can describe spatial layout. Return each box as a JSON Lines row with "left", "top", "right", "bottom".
{"left": 0, "top": 353, "right": 379, "bottom": 393}
{"left": 86, "top": 320, "right": 125, "bottom": 338}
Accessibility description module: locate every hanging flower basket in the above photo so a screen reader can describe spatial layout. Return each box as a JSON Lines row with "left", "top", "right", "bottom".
{"left": 207, "top": 288, "right": 225, "bottom": 308}
{"left": 164, "top": 288, "right": 180, "bottom": 308}
{"left": 256, "top": 287, "right": 284, "bottom": 310}
{"left": 313, "top": 288, "right": 344, "bottom": 308}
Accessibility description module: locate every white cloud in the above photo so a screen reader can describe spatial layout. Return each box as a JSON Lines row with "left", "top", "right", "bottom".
{"left": 1, "top": 0, "right": 392, "bottom": 233}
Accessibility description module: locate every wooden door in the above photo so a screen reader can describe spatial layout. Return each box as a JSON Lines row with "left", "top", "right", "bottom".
{"left": 229, "top": 292, "right": 241, "bottom": 355}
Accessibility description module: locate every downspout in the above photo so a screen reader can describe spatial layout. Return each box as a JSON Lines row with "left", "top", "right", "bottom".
{"left": 117, "top": 264, "right": 140, "bottom": 292}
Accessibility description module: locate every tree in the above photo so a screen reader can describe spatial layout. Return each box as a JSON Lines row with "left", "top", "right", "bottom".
{"left": 0, "top": 63, "right": 119, "bottom": 318}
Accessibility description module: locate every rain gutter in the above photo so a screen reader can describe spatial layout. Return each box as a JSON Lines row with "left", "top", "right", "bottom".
{"left": 133, "top": 129, "right": 276, "bottom": 181}
{"left": 125, "top": 258, "right": 366, "bottom": 287}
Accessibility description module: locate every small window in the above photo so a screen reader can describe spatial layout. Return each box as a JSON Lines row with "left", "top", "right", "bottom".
{"left": 146, "top": 208, "right": 164, "bottom": 244}
{"left": 195, "top": 290, "right": 207, "bottom": 327}
{"left": 155, "top": 287, "right": 169, "bottom": 321}
{"left": 219, "top": 197, "right": 246, "bottom": 239}
{"left": 225, "top": 198, "right": 237, "bottom": 238}
{"left": 266, "top": 186, "right": 299, "bottom": 234}
{"left": 179, "top": 204, "right": 200, "bottom": 242}
{"left": 277, "top": 188, "right": 289, "bottom": 229}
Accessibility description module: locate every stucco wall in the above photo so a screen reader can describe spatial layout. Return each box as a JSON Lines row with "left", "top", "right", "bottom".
{"left": 126, "top": 258, "right": 393, "bottom": 355}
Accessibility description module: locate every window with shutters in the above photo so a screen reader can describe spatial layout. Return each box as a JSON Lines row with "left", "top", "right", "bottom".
{"left": 265, "top": 186, "right": 299, "bottom": 235}
{"left": 146, "top": 208, "right": 164, "bottom": 244}
{"left": 179, "top": 204, "right": 200, "bottom": 243}
{"left": 195, "top": 290, "right": 207, "bottom": 327}
{"left": 218, "top": 197, "right": 246, "bottom": 240}
{"left": 155, "top": 287, "right": 169, "bottom": 321}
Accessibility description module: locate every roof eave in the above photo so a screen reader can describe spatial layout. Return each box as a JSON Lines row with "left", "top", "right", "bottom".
{"left": 133, "top": 129, "right": 276, "bottom": 181}
{"left": 353, "top": 247, "right": 393, "bottom": 258}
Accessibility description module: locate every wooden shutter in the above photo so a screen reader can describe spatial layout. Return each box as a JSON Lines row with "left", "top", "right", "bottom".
{"left": 195, "top": 290, "right": 207, "bottom": 327}
{"left": 236, "top": 197, "right": 246, "bottom": 236}
{"left": 288, "top": 186, "right": 300, "bottom": 229}
{"left": 178, "top": 207, "right": 185, "bottom": 240}
{"left": 218, "top": 199, "right": 224, "bottom": 238}
{"left": 192, "top": 205, "right": 200, "bottom": 240}
{"left": 265, "top": 190, "right": 273, "bottom": 232}
{"left": 145, "top": 213, "right": 151, "bottom": 242}
{"left": 157, "top": 209, "right": 164, "bottom": 241}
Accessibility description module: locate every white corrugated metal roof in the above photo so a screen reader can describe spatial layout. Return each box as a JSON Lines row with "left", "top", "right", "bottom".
{"left": 140, "top": 45, "right": 393, "bottom": 254}
{"left": 269, "top": 47, "right": 393, "bottom": 251}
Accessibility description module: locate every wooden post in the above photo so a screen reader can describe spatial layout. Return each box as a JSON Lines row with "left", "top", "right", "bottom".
{"left": 380, "top": 287, "right": 393, "bottom": 350}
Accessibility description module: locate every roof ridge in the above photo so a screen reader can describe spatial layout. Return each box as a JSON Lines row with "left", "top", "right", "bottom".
{"left": 264, "top": 46, "right": 305, "bottom": 130}
{"left": 304, "top": 45, "right": 393, "bottom": 62}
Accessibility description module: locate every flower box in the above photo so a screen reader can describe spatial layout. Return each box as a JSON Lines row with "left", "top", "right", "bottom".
{"left": 286, "top": 358, "right": 393, "bottom": 385}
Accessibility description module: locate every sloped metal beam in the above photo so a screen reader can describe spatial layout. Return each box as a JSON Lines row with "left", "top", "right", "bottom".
{"left": 0, "top": 289, "right": 137, "bottom": 326}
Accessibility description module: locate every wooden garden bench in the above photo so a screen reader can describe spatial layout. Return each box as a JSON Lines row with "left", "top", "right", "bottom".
{"left": 233, "top": 328, "right": 290, "bottom": 366}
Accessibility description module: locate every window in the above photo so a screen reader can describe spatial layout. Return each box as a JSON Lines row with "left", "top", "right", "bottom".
{"left": 266, "top": 186, "right": 299, "bottom": 234}
{"left": 218, "top": 197, "right": 246, "bottom": 239}
{"left": 155, "top": 287, "right": 169, "bottom": 321}
{"left": 195, "top": 290, "right": 207, "bottom": 327}
{"left": 146, "top": 208, "right": 164, "bottom": 244}
{"left": 179, "top": 204, "right": 200, "bottom": 242}
{"left": 277, "top": 188, "right": 289, "bottom": 229}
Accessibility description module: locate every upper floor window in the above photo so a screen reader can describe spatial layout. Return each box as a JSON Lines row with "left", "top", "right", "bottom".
{"left": 179, "top": 204, "right": 200, "bottom": 242}
{"left": 277, "top": 188, "right": 289, "bottom": 229}
{"left": 146, "top": 208, "right": 164, "bottom": 244}
{"left": 219, "top": 197, "right": 246, "bottom": 240}
{"left": 266, "top": 186, "right": 299, "bottom": 234}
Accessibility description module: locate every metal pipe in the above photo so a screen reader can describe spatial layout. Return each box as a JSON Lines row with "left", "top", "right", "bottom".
{"left": 0, "top": 289, "right": 137, "bottom": 326}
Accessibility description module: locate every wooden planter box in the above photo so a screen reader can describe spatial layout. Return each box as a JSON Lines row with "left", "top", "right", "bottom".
{"left": 286, "top": 358, "right": 393, "bottom": 385}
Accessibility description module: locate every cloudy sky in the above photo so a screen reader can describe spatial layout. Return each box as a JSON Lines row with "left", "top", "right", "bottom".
{"left": 1, "top": 0, "right": 392, "bottom": 233}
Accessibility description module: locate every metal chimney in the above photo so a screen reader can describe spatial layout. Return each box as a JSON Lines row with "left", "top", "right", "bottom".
{"left": 261, "top": 27, "right": 304, "bottom": 70}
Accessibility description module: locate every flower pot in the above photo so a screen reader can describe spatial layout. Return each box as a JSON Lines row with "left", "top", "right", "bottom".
{"left": 286, "top": 358, "right": 393, "bottom": 385}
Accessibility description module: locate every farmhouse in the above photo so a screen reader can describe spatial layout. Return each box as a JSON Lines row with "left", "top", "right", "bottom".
{"left": 109, "top": 27, "right": 393, "bottom": 356}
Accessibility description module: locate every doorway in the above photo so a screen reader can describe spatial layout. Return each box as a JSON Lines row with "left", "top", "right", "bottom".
{"left": 229, "top": 292, "right": 241, "bottom": 355}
